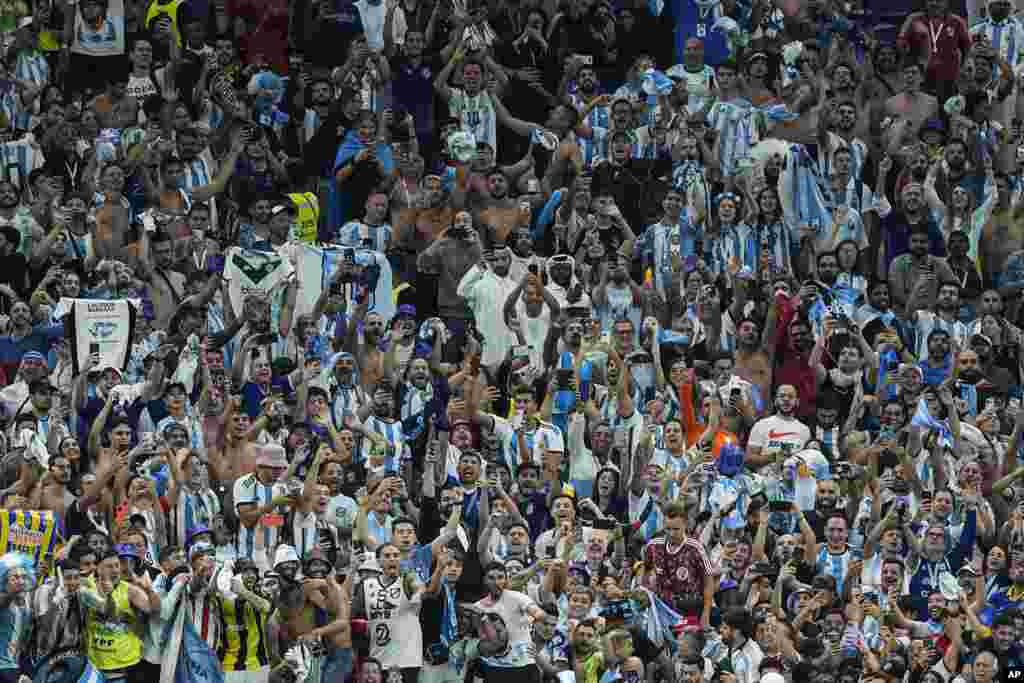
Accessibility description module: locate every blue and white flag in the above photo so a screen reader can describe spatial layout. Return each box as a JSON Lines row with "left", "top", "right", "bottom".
{"left": 295, "top": 244, "right": 395, "bottom": 325}
{"left": 911, "top": 397, "right": 954, "bottom": 449}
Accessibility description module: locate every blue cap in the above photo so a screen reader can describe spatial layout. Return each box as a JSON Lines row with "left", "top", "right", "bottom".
{"left": 185, "top": 526, "right": 211, "bottom": 549}
{"left": 115, "top": 544, "right": 139, "bottom": 560}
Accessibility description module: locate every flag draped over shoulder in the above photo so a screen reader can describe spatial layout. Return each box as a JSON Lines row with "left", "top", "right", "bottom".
{"left": 333, "top": 130, "right": 395, "bottom": 175}
{"left": 639, "top": 586, "right": 683, "bottom": 653}
{"left": 160, "top": 589, "right": 225, "bottom": 683}
{"left": 0, "top": 510, "right": 59, "bottom": 572}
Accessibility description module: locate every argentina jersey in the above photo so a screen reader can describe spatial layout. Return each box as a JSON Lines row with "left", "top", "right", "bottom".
{"left": 359, "top": 415, "right": 405, "bottom": 467}
{"left": 232, "top": 473, "right": 279, "bottom": 569}
{"left": 815, "top": 544, "right": 853, "bottom": 596}
{"left": 570, "top": 94, "right": 610, "bottom": 169}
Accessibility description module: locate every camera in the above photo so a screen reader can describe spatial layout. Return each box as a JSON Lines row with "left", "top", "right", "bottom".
{"left": 449, "top": 225, "right": 470, "bottom": 240}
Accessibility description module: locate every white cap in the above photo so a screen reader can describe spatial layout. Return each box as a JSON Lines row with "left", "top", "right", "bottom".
{"left": 274, "top": 545, "right": 300, "bottom": 568}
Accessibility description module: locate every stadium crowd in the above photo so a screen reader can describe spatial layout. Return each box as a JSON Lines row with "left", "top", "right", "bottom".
{"left": 0, "top": 0, "right": 1023, "bottom": 681}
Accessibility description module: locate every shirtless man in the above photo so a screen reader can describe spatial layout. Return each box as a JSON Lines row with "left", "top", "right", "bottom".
{"left": 733, "top": 318, "right": 772, "bottom": 409}
{"left": 31, "top": 454, "right": 75, "bottom": 519}
{"left": 270, "top": 553, "right": 354, "bottom": 680}
{"left": 210, "top": 399, "right": 261, "bottom": 484}
{"left": 348, "top": 300, "right": 387, "bottom": 393}
{"left": 885, "top": 62, "right": 938, "bottom": 144}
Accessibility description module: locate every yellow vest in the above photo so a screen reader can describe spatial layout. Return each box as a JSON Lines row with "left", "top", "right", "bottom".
{"left": 288, "top": 192, "right": 320, "bottom": 244}
{"left": 38, "top": 30, "right": 62, "bottom": 51}
{"left": 85, "top": 579, "right": 142, "bottom": 670}
{"left": 144, "top": 0, "right": 185, "bottom": 47}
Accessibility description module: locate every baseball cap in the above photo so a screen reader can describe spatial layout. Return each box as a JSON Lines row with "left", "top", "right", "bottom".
{"left": 188, "top": 541, "right": 215, "bottom": 563}
{"left": 256, "top": 444, "right": 288, "bottom": 468}
{"left": 186, "top": 526, "right": 212, "bottom": 549}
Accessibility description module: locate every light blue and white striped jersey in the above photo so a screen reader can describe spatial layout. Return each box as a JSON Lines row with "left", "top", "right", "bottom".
{"left": 304, "top": 108, "right": 323, "bottom": 143}
{"left": 913, "top": 310, "right": 970, "bottom": 360}
{"left": 971, "top": 17, "right": 1024, "bottom": 69}
{"left": 578, "top": 126, "right": 611, "bottom": 170}
{"left": 339, "top": 221, "right": 393, "bottom": 253}
{"left": 232, "top": 472, "right": 280, "bottom": 565}
{"left": 0, "top": 137, "right": 43, "bottom": 189}
{"left": 0, "top": 88, "right": 23, "bottom": 137}
{"left": 183, "top": 155, "right": 213, "bottom": 189}
{"left": 359, "top": 414, "right": 405, "bottom": 466}
{"left": 292, "top": 511, "right": 338, "bottom": 560}
{"left": 707, "top": 100, "right": 762, "bottom": 177}
{"left": 569, "top": 93, "right": 610, "bottom": 169}
{"left": 815, "top": 543, "right": 853, "bottom": 596}
{"left": 0, "top": 602, "right": 31, "bottom": 670}
{"left": 13, "top": 51, "right": 47, "bottom": 132}
{"left": 173, "top": 486, "right": 221, "bottom": 547}
{"left": 665, "top": 64, "right": 717, "bottom": 114}
{"left": 330, "top": 384, "right": 367, "bottom": 431}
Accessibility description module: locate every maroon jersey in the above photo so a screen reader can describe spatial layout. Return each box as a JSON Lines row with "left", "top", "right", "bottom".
{"left": 644, "top": 536, "right": 714, "bottom": 611}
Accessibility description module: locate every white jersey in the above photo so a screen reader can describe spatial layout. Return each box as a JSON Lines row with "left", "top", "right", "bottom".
{"left": 448, "top": 88, "right": 497, "bottom": 156}
{"left": 362, "top": 575, "right": 424, "bottom": 668}
{"left": 232, "top": 472, "right": 282, "bottom": 571}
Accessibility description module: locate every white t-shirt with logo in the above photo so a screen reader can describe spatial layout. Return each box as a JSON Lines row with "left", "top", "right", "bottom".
{"left": 747, "top": 415, "right": 810, "bottom": 454}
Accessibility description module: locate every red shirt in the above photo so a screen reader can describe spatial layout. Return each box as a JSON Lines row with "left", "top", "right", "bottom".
{"left": 227, "top": 0, "right": 291, "bottom": 73}
{"left": 898, "top": 13, "right": 972, "bottom": 85}
{"left": 643, "top": 536, "right": 713, "bottom": 612}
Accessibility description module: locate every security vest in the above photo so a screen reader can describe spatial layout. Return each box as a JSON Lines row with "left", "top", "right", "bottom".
{"left": 144, "top": 0, "right": 185, "bottom": 46}
{"left": 85, "top": 579, "right": 143, "bottom": 670}
{"left": 288, "top": 192, "right": 320, "bottom": 243}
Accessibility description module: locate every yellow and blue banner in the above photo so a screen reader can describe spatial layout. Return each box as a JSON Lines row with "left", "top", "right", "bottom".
{"left": 0, "top": 509, "right": 60, "bottom": 571}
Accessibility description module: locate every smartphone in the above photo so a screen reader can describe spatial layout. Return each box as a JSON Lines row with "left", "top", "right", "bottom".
{"left": 205, "top": 254, "right": 226, "bottom": 275}
{"left": 769, "top": 500, "right": 792, "bottom": 512}
{"left": 528, "top": 263, "right": 539, "bottom": 276}
{"left": 555, "top": 368, "right": 574, "bottom": 390}
{"left": 545, "top": 543, "right": 557, "bottom": 559}
{"left": 89, "top": 342, "right": 100, "bottom": 355}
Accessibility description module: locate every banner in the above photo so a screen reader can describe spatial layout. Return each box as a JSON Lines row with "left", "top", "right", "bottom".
{"left": 294, "top": 244, "right": 394, "bottom": 325}
{"left": 223, "top": 246, "right": 295, "bottom": 317}
{"left": 63, "top": 299, "right": 136, "bottom": 377}
{"left": 0, "top": 509, "right": 60, "bottom": 572}
{"left": 70, "top": 0, "right": 125, "bottom": 57}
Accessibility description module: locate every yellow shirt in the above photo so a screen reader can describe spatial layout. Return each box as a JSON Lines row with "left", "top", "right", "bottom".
{"left": 144, "top": 0, "right": 185, "bottom": 46}
{"left": 84, "top": 578, "right": 142, "bottom": 671}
